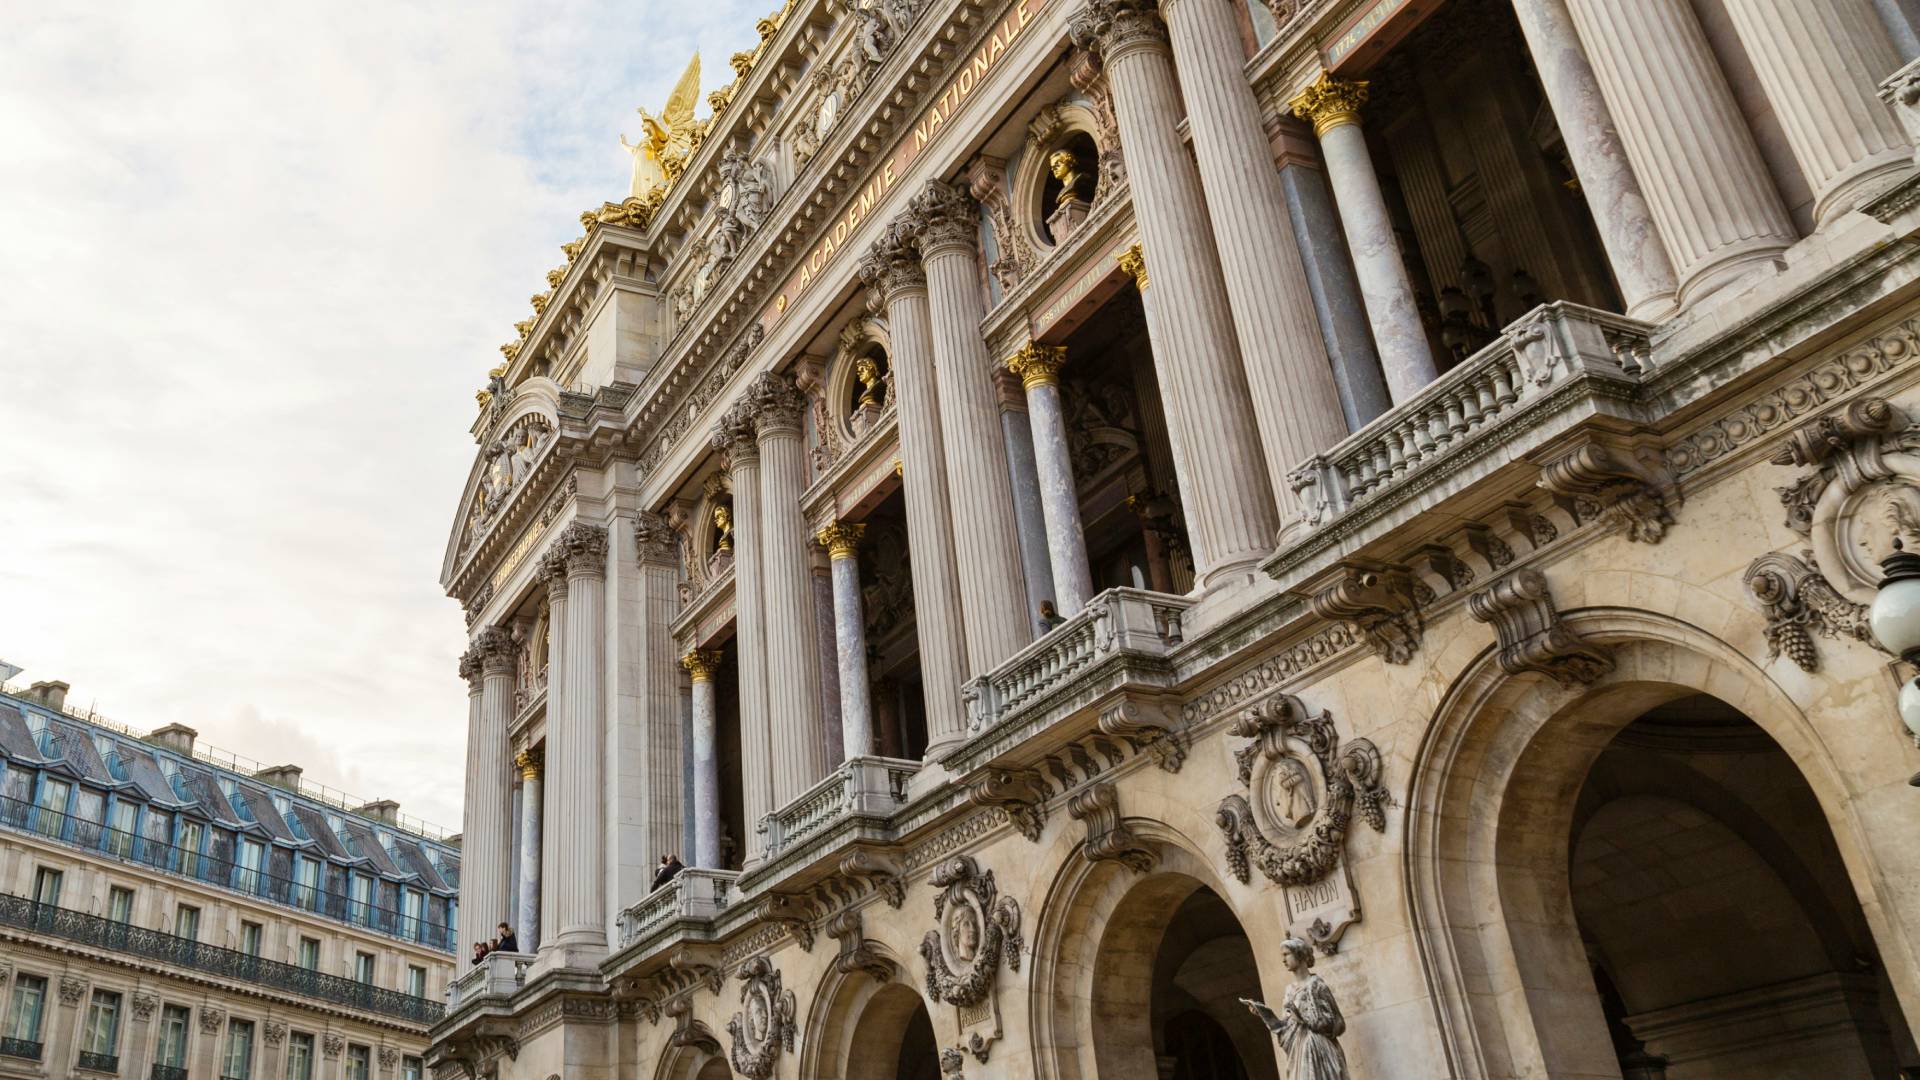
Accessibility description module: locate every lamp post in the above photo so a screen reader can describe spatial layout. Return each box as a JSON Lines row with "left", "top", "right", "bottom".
{"left": 1867, "top": 539, "right": 1920, "bottom": 786}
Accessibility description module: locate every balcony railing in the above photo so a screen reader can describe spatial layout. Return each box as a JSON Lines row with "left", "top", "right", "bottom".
{"left": 616, "top": 868, "right": 738, "bottom": 949}
{"left": 447, "top": 948, "right": 533, "bottom": 1009}
{"left": 0, "top": 795, "right": 453, "bottom": 953}
{"left": 150, "top": 1065, "right": 189, "bottom": 1080}
{"left": 0, "top": 1037, "right": 41, "bottom": 1060}
{"left": 760, "top": 756, "right": 918, "bottom": 860}
{"left": 0, "top": 895, "right": 444, "bottom": 1026}
{"left": 77, "top": 1049, "right": 119, "bottom": 1072}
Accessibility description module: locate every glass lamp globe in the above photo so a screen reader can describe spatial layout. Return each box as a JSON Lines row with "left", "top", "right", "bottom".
{"left": 1899, "top": 676, "right": 1920, "bottom": 743}
{"left": 1869, "top": 540, "right": 1920, "bottom": 663}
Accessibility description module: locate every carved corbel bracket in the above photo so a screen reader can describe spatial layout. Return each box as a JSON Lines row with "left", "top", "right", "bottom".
{"left": 1743, "top": 550, "right": 1872, "bottom": 672}
{"left": 962, "top": 768, "right": 1052, "bottom": 841}
{"left": 838, "top": 848, "right": 906, "bottom": 908}
{"left": 1467, "top": 569, "right": 1614, "bottom": 687}
{"left": 1538, "top": 439, "right": 1677, "bottom": 544}
{"left": 1066, "top": 781, "right": 1156, "bottom": 874}
{"left": 826, "top": 909, "right": 897, "bottom": 983}
{"left": 665, "top": 997, "right": 721, "bottom": 1055}
{"left": 668, "top": 943, "right": 726, "bottom": 997}
{"left": 757, "top": 894, "right": 816, "bottom": 952}
{"left": 1095, "top": 699, "right": 1186, "bottom": 772}
{"left": 1305, "top": 561, "right": 1424, "bottom": 664}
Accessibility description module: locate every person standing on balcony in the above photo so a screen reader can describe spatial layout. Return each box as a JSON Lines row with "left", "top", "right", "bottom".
{"left": 494, "top": 922, "right": 518, "bottom": 953}
{"left": 650, "top": 854, "right": 684, "bottom": 891}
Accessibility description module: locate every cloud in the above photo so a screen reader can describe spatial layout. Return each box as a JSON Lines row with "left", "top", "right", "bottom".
{"left": 0, "top": 0, "right": 763, "bottom": 830}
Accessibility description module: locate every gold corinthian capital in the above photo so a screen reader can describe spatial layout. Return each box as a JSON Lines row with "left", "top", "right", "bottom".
{"left": 681, "top": 649, "right": 724, "bottom": 682}
{"left": 816, "top": 521, "right": 867, "bottom": 560}
{"left": 1289, "top": 73, "right": 1369, "bottom": 137}
{"left": 1005, "top": 343, "right": 1070, "bottom": 391}
{"left": 515, "top": 747, "right": 543, "bottom": 780}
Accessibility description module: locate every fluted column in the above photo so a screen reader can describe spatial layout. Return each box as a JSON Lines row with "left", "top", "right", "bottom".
{"left": 1562, "top": 0, "right": 1796, "bottom": 304}
{"left": 906, "top": 180, "right": 1034, "bottom": 669}
{"left": 1288, "top": 76, "right": 1440, "bottom": 403}
{"left": 1157, "top": 0, "right": 1350, "bottom": 488}
{"left": 1510, "top": 0, "right": 1680, "bottom": 319}
{"left": 817, "top": 522, "right": 876, "bottom": 758}
{"left": 681, "top": 649, "right": 723, "bottom": 870}
{"left": 513, "top": 749, "right": 542, "bottom": 951}
{"left": 992, "top": 368, "right": 1058, "bottom": 626}
{"left": 749, "top": 372, "right": 827, "bottom": 808}
{"left": 712, "top": 405, "right": 774, "bottom": 861}
{"left": 1721, "top": 0, "right": 1909, "bottom": 226}
{"left": 633, "top": 513, "right": 686, "bottom": 867}
{"left": 458, "top": 631, "right": 514, "bottom": 964}
{"left": 858, "top": 232, "right": 972, "bottom": 753}
{"left": 1067, "top": 7, "right": 1280, "bottom": 583}
{"left": 1005, "top": 343, "right": 1096, "bottom": 615}
{"left": 547, "top": 521, "right": 608, "bottom": 954}
{"left": 539, "top": 586, "right": 562, "bottom": 950}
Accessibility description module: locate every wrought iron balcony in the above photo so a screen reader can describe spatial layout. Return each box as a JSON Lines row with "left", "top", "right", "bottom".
{"left": 0, "top": 795, "right": 453, "bottom": 953}
{"left": 150, "top": 1065, "right": 189, "bottom": 1080}
{"left": 77, "top": 1049, "right": 119, "bottom": 1072}
{"left": 0, "top": 1036, "right": 41, "bottom": 1061}
{"left": 0, "top": 895, "right": 444, "bottom": 1026}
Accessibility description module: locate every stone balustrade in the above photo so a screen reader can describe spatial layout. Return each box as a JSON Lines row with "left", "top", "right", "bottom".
{"left": 963, "top": 587, "right": 1190, "bottom": 735}
{"left": 447, "top": 949, "right": 533, "bottom": 1008}
{"left": 616, "top": 868, "right": 739, "bottom": 949}
{"left": 759, "top": 756, "right": 919, "bottom": 861}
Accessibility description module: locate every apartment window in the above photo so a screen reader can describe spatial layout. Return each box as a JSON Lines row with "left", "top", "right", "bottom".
{"left": 349, "top": 874, "right": 373, "bottom": 926}
{"left": 173, "top": 903, "right": 200, "bottom": 942}
{"left": 294, "top": 857, "right": 320, "bottom": 910}
{"left": 80, "top": 988, "right": 121, "bottom": 1068}
{"left": 107, "top": 886, "right": 134, "bottom": 924}
{"left": 106, "top": 799, "right": 138, "bottom": 856}
{"left": 240, "top": 921, "right": 263, "bottom": 957}
{"left": 223, "top": 1017, "right": 254, "bottom": 1079}
{"left": 33, "top": 776, "right": 69, "bottom": 838}
{"left": 284, "top": 1031, "right": 314, "bottom": 1080}
{"left": 354, "top": 952, "right": 375, "bottom": 985}
{"left": 30, "top": 867, "right": 61, "bottom": 907}
{"left": 406, "top": 964, "right": 426, "bottom": 998}
{"left": 297, "top": 937, "right": 320, "bottom": 971}
{"left": 156, "top": 1005, "right": 191, "bottom": 1069}
{"left": 2, "top": 974, "right": 47, "bottom": 1059}
{"left": 178, "top": 819, "right": 204, "bottom": 878}
{"left": 237, "top": 838, "right": 265, "bottom": 893}
{"left": 402, "top": 1055, "right": 424, "bottom": 1080}
{"left": 346, "top": 1044, "right": 371, "bottom": 1080}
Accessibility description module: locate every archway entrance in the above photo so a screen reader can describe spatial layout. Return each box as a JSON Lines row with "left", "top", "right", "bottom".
{"left": 1151, "top": 888, "right": 1270, "bottom": 1080}
{"left": 1571, "top": 694, "right": 1916, "bottom": 1076}
{"left": 807, "top": 974, "right": 938, "bottom": 1080}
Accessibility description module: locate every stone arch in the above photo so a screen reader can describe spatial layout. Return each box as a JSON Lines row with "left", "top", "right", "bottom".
{"left": 799, "top": 938, "right": 931, "bottom": 1080}
{"left": 1403, "top": 604, "right": 1918, "bottom": 1079}
{"left": 1029, "top": 821, "right": 1278, "bottom": 1080}
{"left": 440, "top": 376, "right": 564, "bottom": 580}
{"left": 647, "top": 1038, "right": 726, "bottom": 1080}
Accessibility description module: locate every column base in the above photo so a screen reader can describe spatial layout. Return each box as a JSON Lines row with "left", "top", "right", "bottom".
{"left": 1676, "top": 236, "right": 1790, "bottom": 309}
{"left": 533, "top": 937, "right": 608, "bottom": 976}
{"left": 1813, "top": 153, "right": 1914, "bottom": 229}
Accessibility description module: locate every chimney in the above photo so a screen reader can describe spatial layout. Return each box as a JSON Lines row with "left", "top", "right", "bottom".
{"left": 146, "top": 724, "right": 198, "bottom": 755}
{"left": 23, "top": 681, "right": 69, "bottom": 712}
{"left": 356, "top": 799, "right": 400, "bottom": 825}
{"left": 254, "top": 764, "right": 304, "bottom": 791}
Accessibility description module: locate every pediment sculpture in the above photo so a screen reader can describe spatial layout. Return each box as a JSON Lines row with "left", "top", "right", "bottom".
{"left": 1215, "top": 692, "right": 1387, "bottom": 953}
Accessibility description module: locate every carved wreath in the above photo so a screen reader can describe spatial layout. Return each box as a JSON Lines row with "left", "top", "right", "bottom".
{"left": 727, "top": 956, "right": 797, "bottom": 1080}
{"left": 1215, "top": 693, "right": 1387, "bottom": 886}
{"left": 919, "top": 855, "right": 1022, "bottom": 1007}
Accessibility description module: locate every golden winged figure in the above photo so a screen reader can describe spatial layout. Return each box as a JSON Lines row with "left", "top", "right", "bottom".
{"left": 622, "top": 54, "right": 702, "bottom": 200}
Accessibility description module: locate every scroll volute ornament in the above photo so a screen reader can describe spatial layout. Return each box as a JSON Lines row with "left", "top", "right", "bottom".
{"left": 1306, "top": 562, "right": 1424, "bottom": 664}
{"left": 1537, "top": 440, "right": 1677, "bottom": 545}
{"left": 919, "top": 855, "right": 1023, "bottom": 1008}
{"left": 727, "top": 957, "right": 797, "bottom": 1080}
{"left": 1467, "top": 569, "right": 1615, "bottom": 687}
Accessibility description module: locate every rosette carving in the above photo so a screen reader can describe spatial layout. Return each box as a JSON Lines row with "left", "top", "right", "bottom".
{"left": 727, "top": 957, "right": 797, "bottom": 1080}
{"left": 919, "top": 855, "right": 1022, "bottom": 1008}
{"left": 1215, "top": 693, "right": 1386, "bottom": 889}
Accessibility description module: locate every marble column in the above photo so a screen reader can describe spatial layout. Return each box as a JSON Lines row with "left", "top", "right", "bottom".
{"left": 1561, "top": 0, "right": 1796, "bottom": 304}
{"left": 513, "top": 748, "right": 541, "bottom": 952}
{"left": 539, "top": 587, "right": 561, "bottom": 953}
{"left": 1065, "top": 11, "right": 1281, "bottom": 584}
{"left": 1288, "top": 76, "right": 1440, "bottom": 404}
{"left": 858, "top": 231, "right": 973, "bottom": 754}
{"left": 547, "top": 521, "right": 608, "bottom": 954}
{"left": 1721, "top": 0, "right": 1909, "bottom": 226}
{"left": 458, "top": 631, "right": 514, "bottom": 964}
{"left": 681, "top": 649, "right": 723, "bottom": 870}
{"left": 711, "top": 406, "right": 774, "bottom": 862}
{"left": 1273, "top": 125, "right": 1393, "bottom": 429}
{"left": 1005, "top": 343, "right": 1096, "bottom": 615}
{"left": 810, "top": 556, "right": 844, "bottom": 767}
{"left": 906, "top": 179, "right": 1034, "bottom": 669}
{"left": 1510, "top": 0, "right": 1680, "bottom": 320}
{"left": 748, "top": 372, "right": 827, "bottom": 809}
{"left": 1873, "top": 0, "right": 1920, "bottom": 60}
{"left": 1157, "top": 0, "right": 1350, "bottom": 496}
{"left": 817, "top": 522, "right": 875, "bottom": 758}
{"left": 633, "top": 513, "right": 686, "bottom": 867}
{"left": 994, "top": 368, "right": 1058, "bottom": 626}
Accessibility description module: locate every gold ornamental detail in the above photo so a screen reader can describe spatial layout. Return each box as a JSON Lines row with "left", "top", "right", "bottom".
{"left": 1006, "top": 343, "right": 1069, "bottom": 391}
{"left": 682, "top": 649, "right": 724, "bottom": 682}
{"left": 1289, "top": 73, "right": 1368, "bottom": 137}
{"left": 1116, "top": 242, "right": 1149, "bottom": 291}
{"left": 515, "top": 747, "right": 544, "bottom": 780}
{"left": 817, "top": 521, "right": 867, "bottom": 560}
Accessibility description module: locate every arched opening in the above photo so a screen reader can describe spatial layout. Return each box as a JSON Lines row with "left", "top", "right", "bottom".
{"left": 694, "top": 1059, "right": 729, "bottom": 1080}
{"left": 1570, "top": 694, "right": 1917, "bottom": 1076}
{"left": 804, "top": 967, "right": 938, "bottom": 1080}
{"left": 1037, "top": 130, "right": 1102, "bottom": 246}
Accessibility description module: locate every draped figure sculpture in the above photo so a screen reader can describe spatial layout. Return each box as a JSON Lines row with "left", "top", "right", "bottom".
{"left": 1243, "top": 937, "right": 1350, "bottom": 1080}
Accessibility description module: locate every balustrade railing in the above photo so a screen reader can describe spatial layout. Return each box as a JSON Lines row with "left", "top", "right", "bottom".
{"left": 1285, "top": 302, "right": 1653, "bottom": 530}
{"left": 760, "top": 756, "right": 918, "bottom": 860}
{"left": 616, "top": 868, "right": 738, "bottom": 948}
{"left": 0, "top": 795, "right": 452, "bottom": 952}
{"left": 966, "top": 588, "right": 1192, "bottom": 734}
{"left": 0, "top": 895, "right": 444, "bottom": 1025}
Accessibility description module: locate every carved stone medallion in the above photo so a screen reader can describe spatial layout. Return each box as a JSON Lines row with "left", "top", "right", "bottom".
{"left": 1215, "top": 693, "right": 1387, "bottom": 953}
{"left": 920, "top": 855, "right": 1022, "bottom": 1061}
{"left": 727, "top": 957, "right": 796, "bottom": 1079}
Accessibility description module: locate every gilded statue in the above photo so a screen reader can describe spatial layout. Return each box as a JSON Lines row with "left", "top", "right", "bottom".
{"left": 1049, "top": 148, "right": 1089, "bottom": 207}
{"left": 1242, "top": 938, "right": 1351, "bottom": 1080}
{"left": 855, "top": 356, "right": 885, "bottom": 409}
{"left": 623, "top": 54, "right": 703, "bottom": 200}
{"left": 713, "top": 504, "right": 735, "bottom": 551}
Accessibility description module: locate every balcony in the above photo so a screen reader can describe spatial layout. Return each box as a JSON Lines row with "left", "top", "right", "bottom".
{"left": 616, "top": 869, "right": 738, "bottom": 950}
{"left": 149, "top": 1066, "right": 188, "bottom": 1080}
{"left": 77, "top": 1050, "right": 119, "bottom": 1073}
{"left": 447, "top": 948, "right": 534, "bottom": 1009}
{"left": 0, "top": 895, "right": 444, "bottom": 1026}
{"left": 756, "top": 756, "right": 917, "bottom": 865}
{"left": 0, "top": 795, "right": 454, "bottom": 953}
{"left": 0, "top": 1037, "right": 41, "bottom": 1061}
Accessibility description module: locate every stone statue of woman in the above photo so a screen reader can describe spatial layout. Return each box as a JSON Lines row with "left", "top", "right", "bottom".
{"left": 1242, "top": 937, "right": 1349, "bottom": 1080}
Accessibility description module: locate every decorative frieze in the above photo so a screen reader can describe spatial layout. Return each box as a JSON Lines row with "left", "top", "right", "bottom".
{"left": 1467, "top": 570, "right": 1615, "bottom": 687}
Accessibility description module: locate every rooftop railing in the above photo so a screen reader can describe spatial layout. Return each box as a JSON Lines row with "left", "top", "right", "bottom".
{"left": 0, "top": 894, "right": 444, "bottom": 1026}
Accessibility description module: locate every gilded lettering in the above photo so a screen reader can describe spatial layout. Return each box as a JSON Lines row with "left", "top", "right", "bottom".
{"left": 988, "top": 30, "right": 1005, "bottom": 61}
{"left": 1018, "top": 0, "right": 1032, "bottom": 23}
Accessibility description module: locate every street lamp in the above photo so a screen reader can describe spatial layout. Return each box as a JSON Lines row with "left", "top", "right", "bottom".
{"left": 1868, "top": 539, "right": 1920, "bottom": 785}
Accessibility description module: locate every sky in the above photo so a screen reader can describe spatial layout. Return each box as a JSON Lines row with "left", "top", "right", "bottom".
{"left": 0, "top": 0, "right": 764, "bottom": 833}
